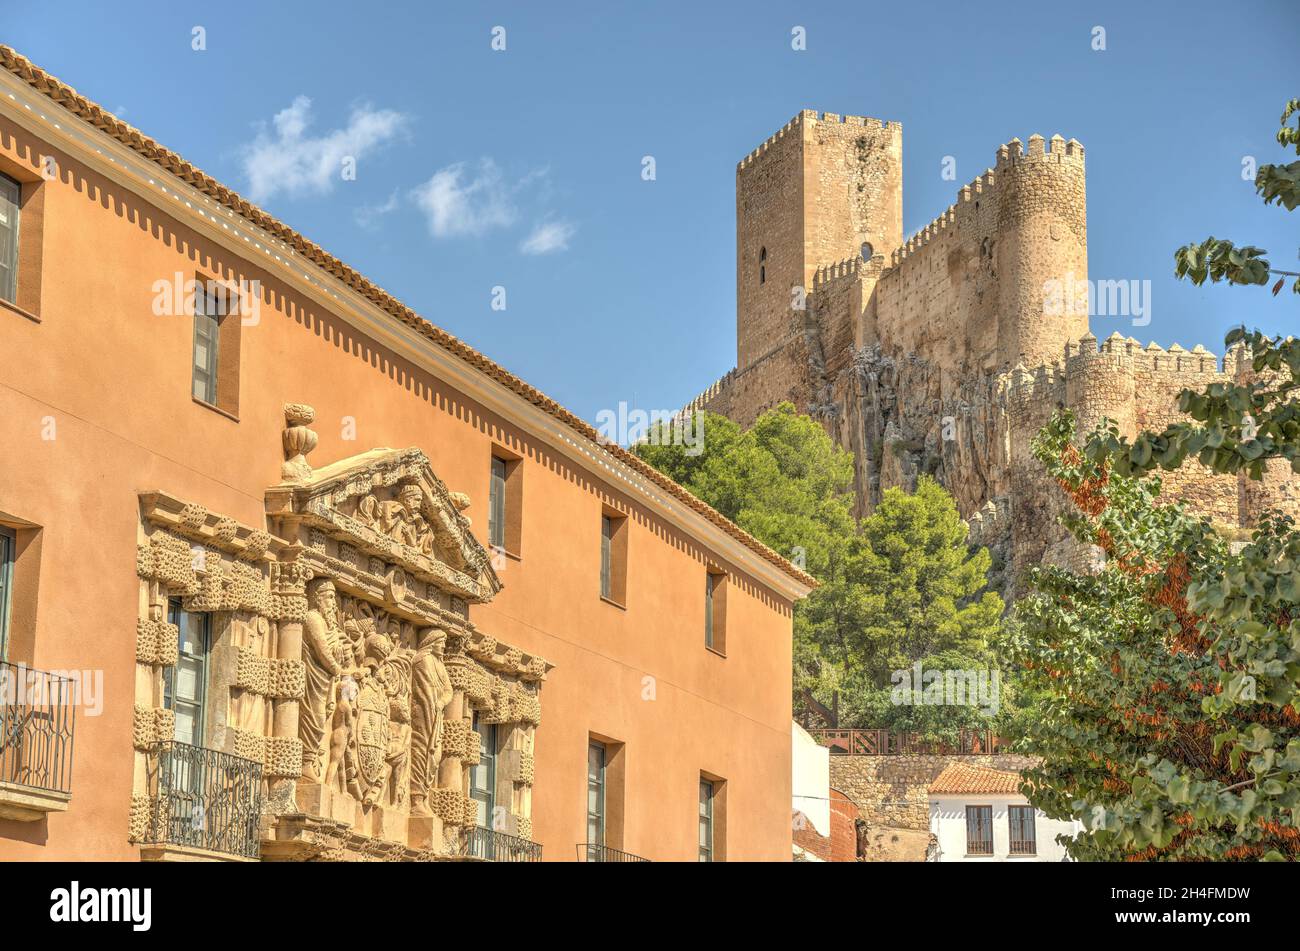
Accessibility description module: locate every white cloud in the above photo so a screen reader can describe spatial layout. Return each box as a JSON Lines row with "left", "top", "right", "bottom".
{"left": 519, "top": 219, "right": 576, "bottom": 255}
{"left": 410, "top": 159, "right": 520, "bottom": 238}
{"left": 354, "top": 188, "right": 402, "bottom": 230}
{"left": 241, "top": 96, "right": 409, "bottom": 204}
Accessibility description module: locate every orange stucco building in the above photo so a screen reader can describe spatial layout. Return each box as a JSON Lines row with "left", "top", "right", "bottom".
{"left": 0, "top": 48, "right": 812, "bottom": 862}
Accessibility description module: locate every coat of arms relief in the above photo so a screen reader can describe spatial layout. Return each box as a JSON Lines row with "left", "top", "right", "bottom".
{"left": 130, "top": 404, "right": 549, "bottom": 861}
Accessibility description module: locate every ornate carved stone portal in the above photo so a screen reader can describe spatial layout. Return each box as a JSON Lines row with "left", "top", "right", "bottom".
{"left": 130, "top": 404, "right": 550, "bottom": 861}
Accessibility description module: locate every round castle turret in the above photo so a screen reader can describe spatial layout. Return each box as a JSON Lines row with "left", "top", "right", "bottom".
{"left": 993, "top": 133, "right": 1089, "bottom": 371}
{"left": 1064, "top": 331, "right": 1137, "bottom": 435}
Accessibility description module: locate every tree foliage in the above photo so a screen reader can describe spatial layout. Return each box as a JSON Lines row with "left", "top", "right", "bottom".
{"left": 637, "top": 403, "right": 1005, "bottom": 736}
{"left": 1173, "top": 99, "right": 1300, "bottom": 297}
{"left": 1010, "top": 412, "right": 1300, "bottom": 861}
{"left": 1012, "top": 100, "right": 1300, "bottom": 860}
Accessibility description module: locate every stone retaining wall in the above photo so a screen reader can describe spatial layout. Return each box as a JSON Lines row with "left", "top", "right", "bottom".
{"left": 830, "top": 753, "right": 1037, "bottom": 831}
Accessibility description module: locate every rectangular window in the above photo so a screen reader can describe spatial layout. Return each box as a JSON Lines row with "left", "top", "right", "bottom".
{"left": 587, "top": 741, "right": 606, "bottom": 851}
{"left": 699, "top": 780, "right": 714, "bottom": 862}
{"left": 163, "top": 599, "right": 210, "bottom": 746}
{"left": 705, "top": 575, "right": 714, "bottom": 647}
{"left": 1009, "top": 805, "right": 1037, "bottom": 855}
{"left": 705, "top": 570, "right": 727, "bottom": 653}
{"left": 966, "top": 805, "right": 994, "bottom": 855}
{"left": 0, "top": 526, "right": 13, "bottom": 661}
{"left": 487, "top": 452, "right": 522, "bottom": 555}
{"left": 0, "top": 174, "right": 19, "bottom": 305}
{"left": 599, "top": 512, "right": 628, "bottom": 605}
{"left": 488, "top": 457, "right": 507, "bottom": 550}
{"left": 191, "top": 282, "right": 222, "bottom": 405}
{"left": 600, "top": 516, "right": 612, "bottom": 599}
{"left": 470, "top": 715, "right": 497, "bottom": 830}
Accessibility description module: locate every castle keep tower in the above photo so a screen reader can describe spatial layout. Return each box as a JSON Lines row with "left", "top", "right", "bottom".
{"left": 735, "top": 111, "right": 902, "bottom": 372}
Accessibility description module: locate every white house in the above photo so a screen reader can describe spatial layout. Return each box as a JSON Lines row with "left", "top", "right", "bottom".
{"left": 927, "top": 763, "right": 1079, "bottom": 862}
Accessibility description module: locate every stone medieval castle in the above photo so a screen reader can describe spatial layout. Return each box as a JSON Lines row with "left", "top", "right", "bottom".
{"left": 683, "top": 110, "right": 1300, "bottom": 587}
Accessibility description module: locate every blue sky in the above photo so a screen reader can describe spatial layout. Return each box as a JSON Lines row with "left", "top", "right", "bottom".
{"left": 6, "top": 0, "right": 1297, "bottom": 422}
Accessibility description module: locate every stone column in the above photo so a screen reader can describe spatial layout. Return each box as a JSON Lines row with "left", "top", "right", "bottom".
{"left": 267, "top": 557, "right": 309, "bottom": 814}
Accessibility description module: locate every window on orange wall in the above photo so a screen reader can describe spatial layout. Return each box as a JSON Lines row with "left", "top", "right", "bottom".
{"left": 599, "top": 511, "right": 627, "bottom": 605}
{"left": 586, "top": 741, "right": 606, "bottom": 856}
{"left": 191, "top": 282, "right": 222, "bottom": 405}
{"left": 705, "top": 569, "right": 727, "bottom": 653}
{"left": 600, "top": 516, "right": 612, "bottom": 598}
{"left": 0, "top": 526, "right": 13, "bottom": 661}
{"left": 759, "top": 245, "right": 766, "bottom": 285}
{"left": 489, "top": 457, "right": 507, "bottom": 550}
{"left": 698, "top": 779, "right": 714, "bottom": 862}
{"left": 0, "top": 174, "right": 19, "bottom": 304}
{"left": 190, "top": 277, "right": 242, "bottom": 416}
{"left": 488, "top": 451, "right": 523, "bottom": 556}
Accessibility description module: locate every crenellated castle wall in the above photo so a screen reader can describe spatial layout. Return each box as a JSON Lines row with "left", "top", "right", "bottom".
{"left": 684, "top": 113, "right": 1299, "bottom": 588}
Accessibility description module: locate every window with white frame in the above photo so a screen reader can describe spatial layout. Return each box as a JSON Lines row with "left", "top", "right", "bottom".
{"left": 163, "top": 598, "right": 211, "bottom": 746}
{"left": 0, "top": 174, "right": 20, "bottom": 305}
{"left": 191, "top": 282, "right": 223, "bottom": 404}
{"left": 698, "top": 779, "right": 715, "bottom": 861}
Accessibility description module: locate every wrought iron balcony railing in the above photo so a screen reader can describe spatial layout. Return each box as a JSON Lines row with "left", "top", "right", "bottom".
{"left": 581, "top": 843, "right": 650, "bottom": 863}
{"left": 0, "top": 660, "right": 76, "bottom": 795}
{"left": 464, "top": 825, "right": 543, "bottom": 862}
{"left": 144, "top": 741, "right": 263, "bottom": 860}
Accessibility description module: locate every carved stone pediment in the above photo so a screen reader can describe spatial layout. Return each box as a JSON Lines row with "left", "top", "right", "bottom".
{"left": 265, "top": 447, "right": 501, "bottom": 604}
{"left": 129, "top": 405, "right": 551, "bottom": 862}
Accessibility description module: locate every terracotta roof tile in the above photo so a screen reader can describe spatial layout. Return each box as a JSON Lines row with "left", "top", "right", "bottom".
{"left": 928, "top": 763, "right": 1023, "bottom": 796}
{"left": 0, "top": 46, "right": 816, "bottom": 592}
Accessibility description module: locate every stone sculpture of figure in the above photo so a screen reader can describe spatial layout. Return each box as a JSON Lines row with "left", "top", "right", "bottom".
{"left": 325, "top": 607, "right": 370, "bottom": 790}
{"left": 392, "top": 482, "right": 432, "bottom": 551}
{"left": 300, "top": 578, "right": 349, "bottom": 783}
{"left": 378, "top": 631, "right": 416, "bottom": 808}
{"left": 357, "top": 481, "right": 434, "bottom": 554}
{"left": 408, "top": 626, "right": 454, "bottom": 816}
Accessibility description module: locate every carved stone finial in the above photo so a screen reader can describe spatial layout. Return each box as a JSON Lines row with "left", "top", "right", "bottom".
{"left": 448, "top": 491, "right": 471, "bottom": 512}
{"left": 282, "top": 403, "right": 318, "bottom": 482}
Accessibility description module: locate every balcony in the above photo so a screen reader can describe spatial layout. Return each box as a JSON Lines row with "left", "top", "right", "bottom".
{"left": 810, "top": 728, "right": 1007, "bottom": 756}
{"left": 581, "top": 843, "right": 650, "bottom": 863}
{"left": 0, "top": 661, "right": 75, "bottom": 821}
{"left": 140, "top": 741, "right": 263, "bottom": 861}
{"left": 463, "top": 825, "right": 543, "bottom": 862}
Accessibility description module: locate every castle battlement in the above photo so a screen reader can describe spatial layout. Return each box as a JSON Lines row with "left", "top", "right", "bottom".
{"left": 995, "top": 133, "right": 1085, "bottom": 170}
{"left": 675, "top": 368, "right": 738, "bottom": 421}
{"left": 1063, "top": 331, "right": 1246, "bottom": 377}
{"left": 812, "top": 252, "right": 885, "bottom": 291}
{"left": 1004, "top": 361, "right": 1067, "bottom": 404}
{"left": 998, "top": 332, "right": 1254, "bottom": 412}
{"left": 737, "top": 113, "right": 803, "bottom": 171}
{"left": 890, "top": 196, "right": 964, "bottom": 268}
{"left": 736, "top": 109, "right": 901, "bottom": 171}
{"left": 886, "top": 164, "right": 995, "bottom": 269}
{"left": 886, "top": 134, "right": 1082, "bottom": 269}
